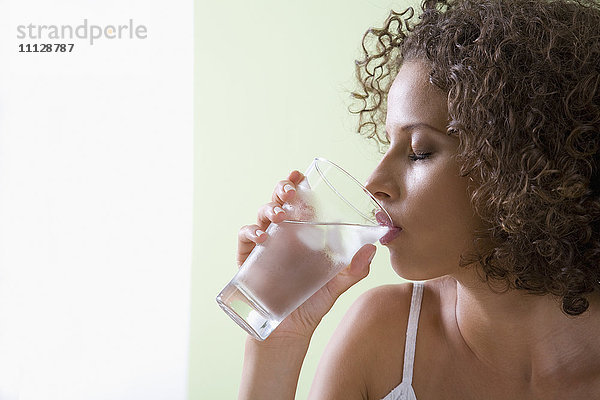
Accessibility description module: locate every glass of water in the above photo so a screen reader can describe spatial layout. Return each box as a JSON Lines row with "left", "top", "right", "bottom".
{"left": 216, "top": 157, "right": 393, "bottom": 340}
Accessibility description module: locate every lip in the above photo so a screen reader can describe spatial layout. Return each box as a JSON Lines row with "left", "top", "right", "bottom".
{"left": 375, "top": 211, "right": 402, "bottom": 245}
{"left": 379, "top": 226, "right": 402, "bottom": 245}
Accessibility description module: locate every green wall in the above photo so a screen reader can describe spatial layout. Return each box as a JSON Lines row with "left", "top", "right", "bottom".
{"left": 191, "top": 1, "right": 415, "bottom": 398}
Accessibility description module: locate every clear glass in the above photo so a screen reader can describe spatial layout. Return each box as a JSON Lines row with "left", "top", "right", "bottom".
{"left": 216, "top": 157, "right": 392, "bottom": 340}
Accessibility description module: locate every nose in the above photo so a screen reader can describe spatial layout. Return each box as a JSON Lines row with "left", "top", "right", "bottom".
{"left": 364, "top": 154, "right": 397, "bottom": 203}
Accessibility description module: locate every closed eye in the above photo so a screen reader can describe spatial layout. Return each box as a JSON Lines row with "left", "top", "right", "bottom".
{"left": 408, "top": 152, "right": 432, "bottom": 161}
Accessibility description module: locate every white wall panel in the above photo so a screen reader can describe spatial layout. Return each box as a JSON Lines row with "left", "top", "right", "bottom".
{"left": 0, "top": 2, "right": 193, "bottom": 399}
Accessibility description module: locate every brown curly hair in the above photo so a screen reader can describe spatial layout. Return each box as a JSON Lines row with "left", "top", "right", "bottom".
{"left": 352, "top": 0, "right": 600, "bottom": 315}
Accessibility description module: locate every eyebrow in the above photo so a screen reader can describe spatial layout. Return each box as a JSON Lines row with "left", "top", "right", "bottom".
{"left": 385, "top": 123, "right": 447, "bottom": 141}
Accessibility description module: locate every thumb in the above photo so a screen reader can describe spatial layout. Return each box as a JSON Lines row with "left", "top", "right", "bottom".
{"left": 325, "top": 244, "right": 377, "bottom": 301}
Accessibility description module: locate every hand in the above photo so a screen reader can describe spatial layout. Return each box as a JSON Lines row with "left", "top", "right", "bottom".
{"left": 237, "top": 170, "right": 377, "bottom": 343}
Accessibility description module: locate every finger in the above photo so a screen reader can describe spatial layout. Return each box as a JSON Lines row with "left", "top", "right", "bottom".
{"left": 324, "top": 244, "right": 377, "bottom": 301}
{"left": 271, "top": 171, "right": 305, "bottom": 205}
{"left": 271, "top": 179, "right": 297, "bottom": 205}
{"left": 257, "top": 202, "right": 287, "bottom": 227}
{"left": 238, "top": 224, "right": 268, "bottom": 245}
{"left": 288, "top": 170, "right": 304, "bottom": 185}
{"left": 237, "top": 224, "right": 268, "bottom": 266}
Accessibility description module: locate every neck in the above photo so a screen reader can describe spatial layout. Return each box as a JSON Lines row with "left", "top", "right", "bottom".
{"left": 452, "top": 270, "right": 600, "bottom": 386}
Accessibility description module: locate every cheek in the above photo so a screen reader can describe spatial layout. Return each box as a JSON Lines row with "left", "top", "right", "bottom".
{"left": 392, "top": 165, "right": 479, "bottom": 278}
{"left": 408, "top": 162, "right": 475, "bottom": 236}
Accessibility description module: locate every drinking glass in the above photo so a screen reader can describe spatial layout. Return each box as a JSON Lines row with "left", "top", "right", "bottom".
{"left": 216, "top": 157, "right": 392, "bottom": 340}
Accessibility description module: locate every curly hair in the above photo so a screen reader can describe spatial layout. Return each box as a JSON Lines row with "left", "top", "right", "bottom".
{"left": 352, "top": 0, "right": 600, "bottom": 315}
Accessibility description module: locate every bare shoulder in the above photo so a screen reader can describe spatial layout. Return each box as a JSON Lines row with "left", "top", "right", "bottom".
{"left": 309, "top": 282, "right": 418, "bottom": 399}
{"left": 345, "top": 282, "right": 417, "bottom": 331}
{"left": 309, "top": 277, "right": 458, "bottom": 400}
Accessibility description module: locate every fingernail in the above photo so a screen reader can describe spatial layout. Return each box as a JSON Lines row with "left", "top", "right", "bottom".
{"left": 274, "top": 206, "right": 284, "bottom": 215}
{"left": 283, "top": 184, "right": 295, "bottom": 193}
{"left": 367, "top": 251, "right": 376, "bottom": 264}
{"left": 255, "top": 229, "right": 266, "bottom": 237}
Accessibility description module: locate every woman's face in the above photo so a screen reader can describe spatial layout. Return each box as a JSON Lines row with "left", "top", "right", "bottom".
{"left": 365, "top": 60, "right": 484, "bottom": 280}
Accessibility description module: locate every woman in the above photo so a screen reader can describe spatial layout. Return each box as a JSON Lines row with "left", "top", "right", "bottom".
{"left": 236, "top": 0, "right": 600, "bottom": 398}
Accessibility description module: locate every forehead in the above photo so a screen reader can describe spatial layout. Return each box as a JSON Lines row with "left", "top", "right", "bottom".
{"left": 386, "top": 61, "right": 449, "bottom": 131}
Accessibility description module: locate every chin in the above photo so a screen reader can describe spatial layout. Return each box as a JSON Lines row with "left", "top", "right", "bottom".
{"left": 388, "top": 250, "right": 447, "bottom": 282}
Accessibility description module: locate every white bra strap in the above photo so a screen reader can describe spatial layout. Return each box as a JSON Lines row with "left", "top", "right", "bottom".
{"left": 402, "top": 282, "right": 424, "bottom": 385}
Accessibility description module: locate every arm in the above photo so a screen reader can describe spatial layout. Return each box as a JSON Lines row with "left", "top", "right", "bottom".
{"left": 239, "top": 336, "right": 310, "bottom": 400}
{"left": 236, "top": 246, "right": 376, "bottom": 400}
{"left": 236, "top": 171, "right": 377, "bottom": 399}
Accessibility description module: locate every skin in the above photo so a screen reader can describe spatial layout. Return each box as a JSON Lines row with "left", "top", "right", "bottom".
{"left": 364, "top": 60, "right": 486, "bottom": 281}
{"left": 236, "top": 60, "right": 600, "bottom": 399}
